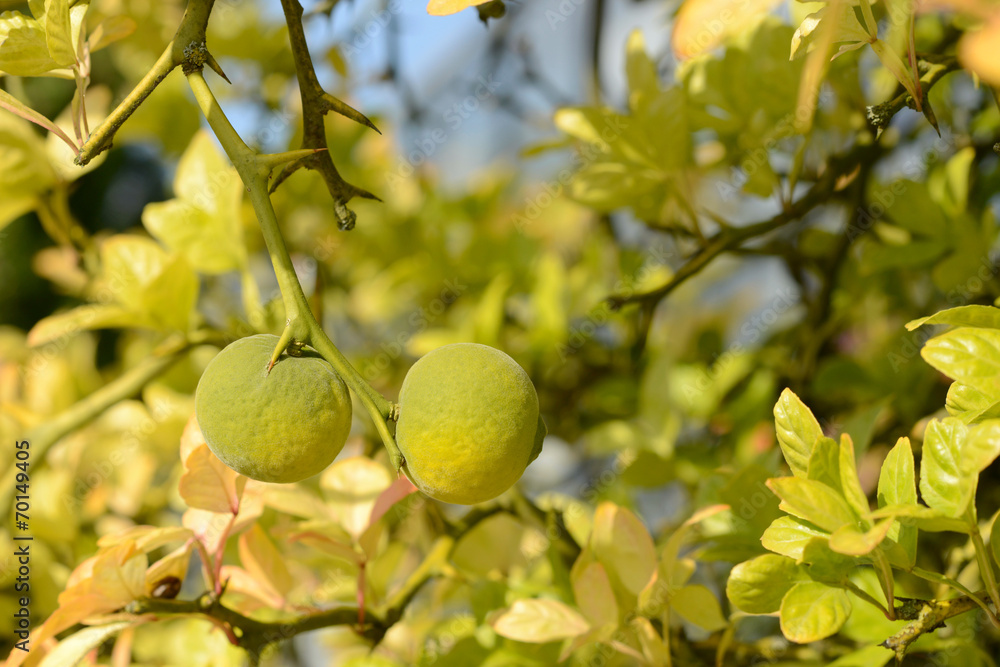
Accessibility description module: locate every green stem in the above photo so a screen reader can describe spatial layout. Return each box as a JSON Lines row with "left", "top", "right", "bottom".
{"left": 1, "top": 335, "right": 191, "bottom": 513}
{"left": 870, "top": 547, "right": 897, "bottom": 619}
{"left": 844, "top": 579, "right": 890, "bottom": 618}
{"left": 909, "top": 566, "right": 1000, "bottom": 627}
{"left": 183, "top": 68, "right": 400, "bottom": 468}
{"left": 971, "top": 523, "right": 1000, "bottom": 612}
{"left": 76, "top": 0, "right": 217, "bottom": 165}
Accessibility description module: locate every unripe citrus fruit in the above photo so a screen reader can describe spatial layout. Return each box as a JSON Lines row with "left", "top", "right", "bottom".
{"left": 395, "top": 343, "right": 545, "bottom": 504}
{"left": 195, "top": 334, "right": 352, "bottom": 483}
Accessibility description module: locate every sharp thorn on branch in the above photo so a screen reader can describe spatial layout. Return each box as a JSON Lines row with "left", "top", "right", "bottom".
{"left": 321, "top": 93, "right": 381, "bottom": 134}
{"left": 204, "top": 51, "right": 231, "bottom": 84}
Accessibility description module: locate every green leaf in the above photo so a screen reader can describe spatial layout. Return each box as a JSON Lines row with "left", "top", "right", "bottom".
{"left": 726, "top": 554, "right": 805, "bottom": 614}
{"left": 590, "top": 502, "right": 657, "bottom": 597}
{"left": 38, "top": 621, "right": 134, "bottom": 667}
{"left": 0, "top": 10, "right": 61, "bottom": 75}
{"left": 0, "top": 109, "right": 57, "bottom": 217}
{"left": 946, "top": 382, "right": 1000, "bottom": 424}
{"left": 827, "top": 518, "right": 893, "bottom": 556}
{"left": 671, "top": 584, "right": 728, "bottom": 631}
{"left": 142, "top": 130, "right": 247, "bottom": 274}
{"left": 43, "top": 0, "right": 78, "bottom": 66}
{"left": 774, "top": 388, "right": 823, "bottom": 477}
{"left": 625, "top": 30, "right": 659, "bottom": 112}
{"left": 571, "top": 561, "right": 618, "bottom": 628}
{"left": 28, "top": 235, "right": 198, "bottom": 344}
{"left": 962, "top": 419, "right": 1000, "bottom": 475}
{"left": 761, "top": 515, "right": 829, "bottom": 559}
{"left": 0, "top": 88, "right": 77, "bottom": 151}
{"left": 779, "top": 582, "right": 852, "bottom": 643}
{"left": 807, "top": 436, "right": 842, "bottom": 490}
{"left": 799, "top": 538, "right": 858, "bottom": 582}
{"left": 826, "top": 645, "right": 894, "bottom": 667}
{"left": 906, "top": 305, "right": 1000, "bottom": 331}
{"left": 991, "top": 511, "right": 1000, "bottom": 574}
{"left": 874, "top": 180, "right": 949, "bottom": 238}
{"left": 919, "top": 419, "right": 974, "bottom": 519}
{"left": 838, "top": 434, "right": 871, "bottom": 523}
{"left": 922, "top": 327, "right": 1000, "bottom": 397}
{"left": 27, "top": 304, "right": 143, "bottom": 347}
{"left": 876, "top": 437, "right": 917, "bottom": 566}
{"left": 491, "top": 598, "right": 590, "bottom": 643}
{"left": 871, "top": 504, "right": 971, "bottom": 534}
{"left": 767, "top": 477, "right": 858, "bottom": 533}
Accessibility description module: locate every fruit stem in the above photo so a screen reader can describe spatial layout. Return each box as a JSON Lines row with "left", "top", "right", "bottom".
{"left": 184, "top": 68, "right": 399, "bottom": 465}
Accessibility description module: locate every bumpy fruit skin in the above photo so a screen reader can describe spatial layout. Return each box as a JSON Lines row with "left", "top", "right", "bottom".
{"left": 395, "top": 343, "right": 545, "bottom": 504}
{"left": 195, "top": 334, "right": 352, "bottom": 483}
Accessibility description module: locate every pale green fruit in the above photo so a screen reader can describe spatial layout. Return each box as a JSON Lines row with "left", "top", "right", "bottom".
{"left": 395, "top": 343, "right": 545, "bottom": 504}
{"left": 195, "top": 334, "right": 351, "bottom": 483}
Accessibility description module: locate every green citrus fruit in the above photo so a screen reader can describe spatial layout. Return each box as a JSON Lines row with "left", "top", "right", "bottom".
{"left": 395, "top": 343, "right": 545, "bottom": 504}
{"left": 195, "top": 334, "right": 352, "bottom": 483}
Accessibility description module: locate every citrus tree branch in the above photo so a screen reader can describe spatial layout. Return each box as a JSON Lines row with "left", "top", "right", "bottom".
{"left": 183, "top": 65, "right": 402, "bottom": 469}
{"left": 272, "top": 0, "right": 380, "bottom": 230}
{"left": 1, "top": 334, "right": 193, "bottom": 512}
{"left": 75, "top": 0, "right": 218, "bottom": 165}
{"left": 864, "top": 55, "right": 961, "bottom": 133}
{"left": 884, "top": 593, "right": 993, "bottom": 658}
{"left": 607, "top": 143, "right": 881, "bottom": 310}
{"left": 124, "top": 595, "right": 390, "bottom": 657}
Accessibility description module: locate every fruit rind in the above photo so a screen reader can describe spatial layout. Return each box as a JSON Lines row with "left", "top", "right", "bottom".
{"left": 395, "top": 343, "right": 543, "bottom": 504}
{"left": 195, "top": 334, "right": 352, "bottom": 483}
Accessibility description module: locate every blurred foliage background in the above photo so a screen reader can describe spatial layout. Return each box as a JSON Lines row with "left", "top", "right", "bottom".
{"left": 2, "top": 0, "right": 1000, "bottom": 664}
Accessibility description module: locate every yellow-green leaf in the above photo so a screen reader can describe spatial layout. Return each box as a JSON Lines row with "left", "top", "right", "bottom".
{"left": 491, "top": 598, "right": 590, "bottom": 643}
{"left": 427, "top": 0, "right": 490, "bottom": 16}
{"left": 774, "top": 388, "right": 823, "bottom": 477}
{"left": 590, "top": 502, "right": 657, "bottom": 596}
{"left": 779, "top": 582, "right": 852, "bottom": 643}
{"left": 0, "top": 10, "right": 60, "bottom": 75}
{"left": 727, "top": 554, "right": 805, "bottom": 614}
{"left": 672, "top": 584, "right": 728, "bottom": 630}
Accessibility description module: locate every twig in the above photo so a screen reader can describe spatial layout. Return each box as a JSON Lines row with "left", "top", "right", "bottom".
{"left": 75, "top": 0, "right": 219, "bottom": 165}
{"left": 865, "top": 56, "right": 961, "bottom": 134}
{"left": 0, "top": 335, "right": 193, "bottom": 512}
{"left": 884, "top": 593, "right": 993, "bottom": 658}
{"left": 272, "top": 0, "right": 380, "bottom": 230}
{"left": 607, "top": 143, "right": 880, "bottom": 310}
{"left": 124, "top": 595, "right": 390, "bottom": 655}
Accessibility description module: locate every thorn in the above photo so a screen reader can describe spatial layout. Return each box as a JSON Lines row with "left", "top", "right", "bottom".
{"left": 257, "top": 148, "right": 326, "bottom": 173}
{"left": 320, "top": 93, "right": 381, "bottom": 134}
{"left": 204, "top": 51, "right": 231, "bottom": 84}
{"left": 921, "top": 95, "right": 940, "bottom": 137}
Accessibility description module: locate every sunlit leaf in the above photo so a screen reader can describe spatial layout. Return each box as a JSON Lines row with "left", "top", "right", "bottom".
{"left": 38, "top": 621, "right": 135, "bottom": 667}
{"left": 906, "top": 305, "right": 1000, "bottom": 331}
{"left": 672, "top": 584, "right": 728, "bottom": 630}
{"left": 779, "top": 582, "right": 852, "bottom": 643}
{"left": 876, "top": 437, "right": 917, "bottom": 566}
{"left": 761, "top": 515, "right": 830, "bottom": 559}
{"left": 774, "top": 388, "right": 823, "bottom": 477}
{"left": 571, "top": 560, "right": 618, "bottom": 628}
{"left": 0, "top": 10, "right": 61, "bottom": 75}
{"left": 727, "top": 554, "right": 805, "bottom": 614}
{"left": 426, "top": 0, "right": 490, "bottom": 16}
{"left": 238, "top": 523, "right": 294, "bottom": 601}
{"left": 178, "top": 444, "right": 247, "bottom": 514}
{"left": 672, "top": 0, "right": 783, "bottom": 60}
{"left": 590, "top": 502, "right": 657, "bottom": 596}
{"left": 919, "top": 419, "right": 974, "bottom": 519}
{"left": 142, "top": 130, "right": 247, "bottom": 274}
{"left": 767, "top": 477, "right": 857, "bottom": 534}
{"left": 491, "top": 598, "right": 590, "bottom": 643}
